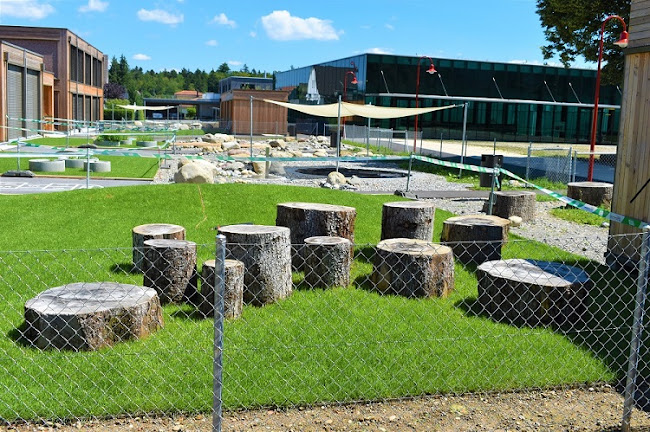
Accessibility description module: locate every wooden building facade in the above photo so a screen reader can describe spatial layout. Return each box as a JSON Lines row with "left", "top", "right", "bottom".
{"left": 220, "top": 88, "right": 290, "bottom": 135}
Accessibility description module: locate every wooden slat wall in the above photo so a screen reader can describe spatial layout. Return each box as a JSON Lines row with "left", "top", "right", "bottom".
{"left": 221, "top": 90, "right": 289, "bottom": 135}
{"left": 629, "top": 0, "right": 650, "bottom": 51}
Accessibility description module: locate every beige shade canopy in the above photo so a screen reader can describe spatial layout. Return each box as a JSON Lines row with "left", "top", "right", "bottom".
{"left": 116, "top": 104, "right": 175, "bottom": 111}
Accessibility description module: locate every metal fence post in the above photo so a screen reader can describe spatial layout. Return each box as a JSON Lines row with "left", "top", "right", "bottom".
{"left": 622, "top": 226, "right": 650, "bottom": 432}
{"left": 406, "top": 154, "right": 413, "bottom": 192}
{"left": 212, "top": 234, "right": 226, "bottom": 432}
{"left": 526, "top": 142, "right": 532, "bottom": 183}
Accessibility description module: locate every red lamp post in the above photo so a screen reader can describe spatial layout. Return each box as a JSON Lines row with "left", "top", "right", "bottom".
{"left": 414, "top": 56, "right": 437, "bottom": 153}
{"left": 342, "top": 70, "right": 358, "bottom": 137}
{"left": 587, "top": 15, "right": 629, "bottom": 181}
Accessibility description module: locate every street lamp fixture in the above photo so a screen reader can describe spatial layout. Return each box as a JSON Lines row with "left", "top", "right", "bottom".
{"left": 587, "top": 15, "right": 628, "bottom": 181}
{"left": 414, "top": 56, "right": 437, "bottom": 153}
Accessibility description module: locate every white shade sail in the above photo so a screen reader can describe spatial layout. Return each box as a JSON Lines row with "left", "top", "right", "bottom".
{"left": 117, "top": 104, "right": 175, "bottom": 111}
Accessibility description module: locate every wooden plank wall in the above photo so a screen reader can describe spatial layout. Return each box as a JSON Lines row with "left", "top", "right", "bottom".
{"left": 222, "top": 90, "right": 289, "bottom": 135}
{"left": 630, "top": 0, "right": 650, "bottom": 50}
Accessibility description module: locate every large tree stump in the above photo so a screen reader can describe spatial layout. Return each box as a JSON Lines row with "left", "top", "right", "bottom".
{"left": 567, "top": 181, "right": 613, "bottom": 209}
{"left": 142, "top": 239, "right": 197, "bottom": 304}
{"left": 218, "top": 224, "right": 292, "bottom": 306}
{"left": 381, "top": 200, "right": 436, "bottom": 241}
{"left": 371, "top": 238, "right": 454, "bottom": 298}
{"left": 441, "top": 215, "right": 510, "bottom": 265}
{"left": 485, "top": 191, "right": 536, "bottom": 222}
{"left": 24, "top": 282, "right": 163, "bottom": 351}
{"left": 199, "top": 259, "right": 245, "bottom": 319}
{"left": 477, "top": 259, "right": 592, "bottom": 327}
{"left": 276, "top": 202, "right": 356, "bottom": 269}
{"left": 132, "top": 223, "right": 186, "bottom": 271}
{"left": 303, "top": 236, "right": 352, "bottom": 288}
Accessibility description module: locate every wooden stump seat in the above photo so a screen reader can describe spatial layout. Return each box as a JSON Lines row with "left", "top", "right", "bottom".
{"left": 477, "top": 259, "right": 592, "bottom": 326}
{"left": 199, "top": 259, "right": 245, "bottom": 319}
{"left": 142, "top": 239, "right": 197, "bottom": 304}
{"left": 567, "top": 181, "right": 613, "bottom": 209}
{"left": 132, "top": 223, "right": 186, "bottom": 271}
{"left": 441, "top": 215, "right": 510, "bottom": 265}
{"left": 371, "top": 238, "right": 454, "bottom": 298}
{"left": 24, "top": 282, "right": 163, "bottom": 350}
{"left": 276, "top": 202, "right": 356, "bottom": 269}
{"left": 303, "top": 236, "right": 352, "bottom": 288}
{"left": 218, "top": 224, "right": 292, "bottom": 306}
{"left": 381, "top": 200, "right": 436, "bottom": 241}
{"left": 486, "top": 191, "right": 536, "bottom": 222}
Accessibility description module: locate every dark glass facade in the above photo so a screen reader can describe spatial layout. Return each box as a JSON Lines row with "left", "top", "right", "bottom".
{"left": 275, "top": 54, "right": 621, "bottom": 144}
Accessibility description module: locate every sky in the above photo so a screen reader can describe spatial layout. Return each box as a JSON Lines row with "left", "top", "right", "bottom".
{"left": 0, "top": 0, "right": 594, "bottom": 74}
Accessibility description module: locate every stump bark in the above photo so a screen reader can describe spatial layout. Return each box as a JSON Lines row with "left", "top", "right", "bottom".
{"left": 132, "top": 223, "right": 186, "bottom": 271}
{"left": 142, "top": 239, "right": 197, "bottom": 304}
{"left": 199, "top": 259, "right": 245, "bottom": 319}
{"left": 218, "top": 224, "right": 292, "bottom": 306}
{"left": 567, "top": 181, "right": 613, "bottom": 208}
{"left": 381, "top": 200, "right": 436, "bottom": 241}
{"left": 276, "top": 202, "right": 356, "bottom": 269}
{"left": 24, "top": 282, "right": 163, "bottom": 351}
{"left": 486, "top": 191, "right": 536, "bottom": 222}
{"left": 477, "top": 259, "right": 592, "bottom": 327}
{"left": 303, "top": 236, "right": 352, "bottom": 288}
{"left": 371, "top": 238, "right": 454, "bottom": 298}
{"left": 441, "top": 215, "right": 510, "bottom": 265}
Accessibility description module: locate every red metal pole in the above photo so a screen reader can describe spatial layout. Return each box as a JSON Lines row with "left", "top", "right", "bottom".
{"left": 413, "top": 56, "right": 435, "bottom": 153}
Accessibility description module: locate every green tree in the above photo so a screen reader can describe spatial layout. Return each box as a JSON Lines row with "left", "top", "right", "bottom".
{"left": 536, "top": 0, "right": 630, "bottom": 85}
{"left": 217, "top": 62, "right": 230, "bottom": 74}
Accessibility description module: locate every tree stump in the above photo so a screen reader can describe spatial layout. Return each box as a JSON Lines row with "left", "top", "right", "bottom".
{"left": 371, "top": 238, "right": 454, "bottom": 298}
{"left": 218, "top": 224, "right": 292, "bottom": 306}
{"left": 485, "top": 191, "right": 536, "bottom": 222}
{"left": 132, "top": 223, "right": 186, "bottom": 271}
{"left": 381, "top": 200, "right": 436, "bottom": 241}
{"left": 477, "top": 259, "right": 592, "bottom": 327}
{"left": 24, "top": 282, "right": 163, "bottom": 351}
{"left": 199, "top": 259, "right": 245, "bottom": 319}
{"left": 303, "top": 236, "right": 352, "bottom": 288}
{"left": 142, "top": 239, "right": 198, "bottom": 304}
{"left": 276, "top": 202, "right": 356, "bottom": 269}
{"left": 567, "top": 181, "right": 613, "bottom": 209}
{"left": 441, "top": 215, "right": 510, "bottom": 265}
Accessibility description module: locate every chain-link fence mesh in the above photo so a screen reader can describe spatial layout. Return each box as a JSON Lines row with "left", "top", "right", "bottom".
{"left": 1, "top": 232, "right": 650, "bottom": 429}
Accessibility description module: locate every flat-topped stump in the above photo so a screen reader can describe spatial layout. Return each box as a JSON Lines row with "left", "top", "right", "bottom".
{"left": 218, "top": 224, "right": 292, "bottom": 306}
{"left": 24, "top": 282, "right": 163, "bottom": 351}
{"left": 486, "top": 191, "right": 536, "bottom": 222}
{"left": 132, "top": 223, "right": 186, "bottom": 271}
{"left": 567, "top": 181, "right": 613, "bottom": 209}
{"left": 303, "top": 236, "right": 352, "bottom": 288}
{"left": 371, "top": 238, "right": 454, "bottom": 298}
{"left": 381, "top": 200, "right": 436, "bottom": 241}
{"left": 441, "top": 215, "right": 510, "bottom": 265}
{"left": 276, "top": 202, "right": 356, "bottom": 269}
{"left": 199, "top": 259, "right": 245, "bottom": 319}
{"left": 477, "top": 259, "right": 592, "bottom": 326}
{"left": 143, "top": 239, "right": 197, "bottom": 304}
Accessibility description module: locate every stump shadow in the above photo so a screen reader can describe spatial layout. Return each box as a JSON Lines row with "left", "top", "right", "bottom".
{"left": 7, "top": 321, "right": 36, "bottom": 348}
{"left": 110, "top": 262, "right": 140, "bottom": 275}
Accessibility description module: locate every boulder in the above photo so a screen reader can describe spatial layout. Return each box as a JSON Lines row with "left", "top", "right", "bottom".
{"left": 222, "top": 141, "right": 240, "bottom": 151}
{"left": 269, "top": 139, "right": 287, "bottom": 149}
{"left": 252, "top": 161, "right": 266, "bottom": 175}
{"left": 508, "top": 216, "right": 523, "bottom": 227}
{"left": 314, "top": 150, "right": 329, "bottom": 158}
{"left": 269, "top": 162, "right": 286, "bottom": 176}
{"left": 327, "top": 171, "right": 347, "bottom": 186}
{"left": 174, "top": 161, "right": 216, "bottom": 184}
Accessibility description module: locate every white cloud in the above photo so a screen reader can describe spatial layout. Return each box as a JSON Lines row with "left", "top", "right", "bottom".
{"left": 250, "top": 31, "right": 257, "bottom": 38}
{"left": 211, "top": 13, "right": 236, "bottom": 28}
{"left": 385, "top": 24, "right": 394, "bottom": 31}
{"left": 261, "top": 10, "right": 340, "bottom": 41}
{"left": 205, "top": 39, "right": 218, "bottom": 46}
{"left": 133, "top": 53, "right": 151, "bottom": 61}
{"left": 228, "top": 60, "right": 242, "bottom": 67}
{"left": 366, "top": 47, "right": 393, "bottom": 55}
{"left": 1, "top": 0, "right": 55, "bottom": 19}
{"left": 79, "top": 0, "right": 108, "bottom": 13}
{"left": 137, "top": 9, "right": 184, "bottom": 26}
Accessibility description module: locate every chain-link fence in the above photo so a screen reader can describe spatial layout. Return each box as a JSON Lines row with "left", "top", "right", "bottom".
{"left": 525, "top": 144, "right": 574, "bottom": 184}
{"left": 1, "top": 231, "right": 650, "bottom": 430}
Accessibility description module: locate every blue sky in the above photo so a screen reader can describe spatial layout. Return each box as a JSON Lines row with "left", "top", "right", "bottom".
{"left": 0, "top": 0, "right": 594, "bottom": 73}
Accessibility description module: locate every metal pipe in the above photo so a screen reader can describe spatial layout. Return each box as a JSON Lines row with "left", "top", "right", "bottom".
{"left": 212, "top": 234, "right": 227, "bottom": 432}
{"left": 459, "top": 103, "right": 468, "bottom": 177}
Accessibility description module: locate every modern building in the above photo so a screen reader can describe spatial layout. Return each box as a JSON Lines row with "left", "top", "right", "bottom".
{"left": 275, "top": 54, "right": 621, "bottom": 144}
{"left": 0, "top": 25, "right": 106, "bottom": 141}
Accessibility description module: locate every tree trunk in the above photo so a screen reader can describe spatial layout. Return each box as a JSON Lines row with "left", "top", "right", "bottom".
{"left": 132, "top": 223, "right": 186, "bottom": 272}
{"left": 199, "top": 259, "right": 245, "bottom": 319}
{"left": 441, "top": 215, "right": 510, "bottom": 265}
{"left": 477, "top": 259, "right": 592, "bottom": 327}
{"left": 487, "top": 191, "right": 536, "bottom": 222}
{"left": 303, "top": 236, "right": 352, "bottom": 288}
{"left": 381, "top": 201, "right": 435, "bottom": 241}
{"left": 567, "top": 181, "right": 613, "bottom": 208}
{"left": 371, "top": 238, "right": 454, "bottom": 298}
{"left": 218, "top": 224, "right": 292, "bottom": 306}
{"left": 276, "top": 202, "right": 356, "bottom": 270}
{"left": 142, "top": 239, "right": 197, "bottom": 304}
{"left": 24, "top": 282, "right": 163, "bottom": 351}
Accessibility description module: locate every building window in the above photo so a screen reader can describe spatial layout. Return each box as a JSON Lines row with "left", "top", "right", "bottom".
{"left": 70, "top": 46, "right": 78, "bottom": 82}
{"left": 85, "top": 53, "right": 92, "bottom": 85}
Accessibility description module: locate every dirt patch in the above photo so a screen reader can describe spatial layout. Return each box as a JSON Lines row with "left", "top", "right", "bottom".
{"left": 5, "top": 386, "right": 650, "bottom": 431}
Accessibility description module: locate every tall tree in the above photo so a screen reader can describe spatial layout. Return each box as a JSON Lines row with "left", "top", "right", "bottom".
{"left": 217, "top": 62, "right": 230, "bottom": 73}
{"left": 536, "top": 0, "right": 631, "bottom": 85}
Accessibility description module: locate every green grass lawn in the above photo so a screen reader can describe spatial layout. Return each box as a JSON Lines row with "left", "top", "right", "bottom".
{"left": 0, "top": 184, "right": 629, "bottom": 420}
{"left": 550, "top": 206, "right": 609, "bottom": 226}
{"left": 0, "top": 155, "right": 160, "bottom": 179}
